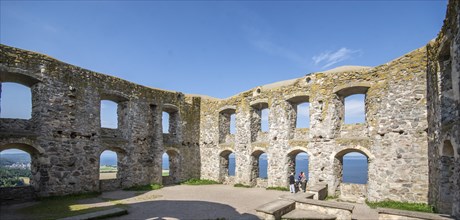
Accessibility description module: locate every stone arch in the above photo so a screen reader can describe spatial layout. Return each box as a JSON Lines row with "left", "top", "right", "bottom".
{"left": 285, "top": 148, "right": 310, "bottom": 185}
{"left": 250, "top": 149, "right": 268, "bottom": 186}
{"left": 219, "top": 106, "right": 236, "bottom": 143}
{"left": 0, "top": 71, "right": 41, "bottom": 87}
{"left": 163, "top": 148, "right": 181, "bottom": 185}
{"left": 331, "top": 147, "right": 372, "bottom": 198}
{"left": 0, "top": 142, "right": 45, "bottom": 155}
{"left": 442, "top": 139, "right": 455, "bottom": 157}
{"left": 0, "top": 143, "right": 42, "bottom": 192}
{"left": 219, "top": 149, "right": 235, "bottom": 183}
{"left": 438, "top": 139, "right": 455, "bottom": 214}
{"left": 98, "top": 146, "right": 127, "bottom": 188}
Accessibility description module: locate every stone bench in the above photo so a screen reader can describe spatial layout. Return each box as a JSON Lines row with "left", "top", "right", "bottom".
{"left": 281, "top": 209, "right": 336, "bottom": 220}
{"left": 255, "top": 199, "right": 296, "bottom": 220}
{"left": 58, "top": 207, "right": 128, "bottom": 220}
{"left": 280, "top": 192, "right": 315, "bottom": 200}
{"left": 307, "top": 183, "right": 328, "bottom": 200}
{"left": 377, "top": 208, "right": 454, "bottom": 220}
{"left": 290, "top": 197, "right": 354, "bottom": 220}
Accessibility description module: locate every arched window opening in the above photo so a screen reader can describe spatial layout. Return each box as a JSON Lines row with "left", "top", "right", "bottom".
{"left": 295, "top": 152, "right": 309, "bottom": 180}
{"left": 261, "top": 108, "right": 269, "bottom": 132}
{"left": 100, "top": 100, "right": 118, "bottom": 129}
{"left": 342, "top": 152, "right": 368, "bottom": 184}
{"left": 163, "top": 149, "right": 181, "bottom": 184}
{"left": 344, "top": 94, "right": 365, "bottom": 124}
{"left": 439, "top": 140, "right": 455, "bottom": 214}
{"left": 162, "top": 111, "right": 170, "bottom": 134}
{"left": 442, "top": 140, "right": 454, "bottom": 157}
{"left": 0, "top": 83, "right": 32, "bottom": 119}
{"left": 219, "top": 108, "right": 236, "bottom": 143}
{"left": 296, "top": 102, "right": 310, "bottom": 128}
{"left": 0, "top": 149, "right": 31, "bottom": 187}
{"left": 228, "top": 153, "right": 235, "bottom": 176}
{"left": 287, "top": 151, "right": 309, "bottom": 182}
{"left": 162, "top": 105, "right": 179, "bottom": 136}
{"left": 162, "top": 152, "right": 169, "bottom": 176}
{"left": 259, "top": 153, "right": 268, "bottom": 179}
{"left": 99, "top": 150, "right": 118, "bottom": 180}
{"left": 250, "top": 102, "right": 269, "bottom": 142}
{"left": 219, "top": 150, "right": 235, "bottom": 182}
{"left": 250, "top": 150, "right": 267, "bottom": 186}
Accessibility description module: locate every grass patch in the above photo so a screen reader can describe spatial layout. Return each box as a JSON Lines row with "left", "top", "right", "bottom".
{"left": 181, "top": 178, "right": 220, "bottom": 185}
{"left": 325, "top": 195, "right": 339, "bottom": 200}
{"left": 19, "top": 192, "right": 126, "bottom": 220}
{"left": 99, "top": 165, "right": 117, "bottom": 173}
{"left": 266, "top": 186, "right": 289, "bottom": 191}
{"left": 234, "top": 183, "right": 251, "bottom": 188}
{"left": 123, "top": 183, "right": 163, "bottom": 191}
{"left": 162, "top": 170, "right": 169, "bottom": 176}
{"left": 366, "top": 200, "right": 434, "bottom": 213}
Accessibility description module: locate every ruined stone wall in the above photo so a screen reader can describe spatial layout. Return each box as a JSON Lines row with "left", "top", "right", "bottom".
{"left": 427, "top": 0, "right": 460, "bottom": 217}
{"left": 199, "top": 47, "right": 429, "bottom": 203}
{"left": 0, "top": 45, "right": 201, "bottom": 196}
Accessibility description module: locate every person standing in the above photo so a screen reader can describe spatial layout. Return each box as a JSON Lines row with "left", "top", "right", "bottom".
{"left": 289, "top": 172, "right": 296, "bottom": 193}
{"left": 300, "top": 171, "right": 307, "bottom": 193}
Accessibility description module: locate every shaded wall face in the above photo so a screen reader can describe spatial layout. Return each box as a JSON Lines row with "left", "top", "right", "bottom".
{"left": 426, "top": 0, "right": 460, "bottom": 217}
{"left": 0, "top": 46, "right": 202, "bottom": 196}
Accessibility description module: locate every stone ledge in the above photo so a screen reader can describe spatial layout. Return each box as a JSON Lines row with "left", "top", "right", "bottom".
{"left": 100, "top": 137, "right": 128, "bottom": 144}
{"left": 307, "top": 183, "right": 328, "bottom": 200}
{"left": 251, "top": 141, "right": 270, "bottom": 148}
{"left": 0, "top": 131, "right": 37, "bottom": 138}
{"left": 280, "top": 192, "right": 315, "bottom": 200}
{"left": 281, "top": 209, "right": 336, "bottom": 220}
{"left": 256, "top": 199, "right": 296, "bottom": 219}
{"left": 292, "top": 198, "right": 354, "bottom": 211}
{"left": 377, "top": 208, "right": 453, "bottom": 220}
{"left": 58, "top": 207, "right": 128, "bottom": 220}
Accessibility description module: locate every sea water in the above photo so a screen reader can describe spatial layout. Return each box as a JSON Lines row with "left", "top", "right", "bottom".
{"left": 102, "top": 154, "right": 368, "bottom": 184}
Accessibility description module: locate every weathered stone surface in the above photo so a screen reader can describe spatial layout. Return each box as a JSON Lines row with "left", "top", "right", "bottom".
{"left": 0, "top": 46, "right": 201, "bottom": 196}
{"left": 0, "top": 1, "right": 458, "bottom": 218}
{"left": 377, "top": 208, "right": 453, "bottom": 220}
{"left": 199, "top": 47, "right": 429, "bottom": 203}
{"left": 0, "top": 186, "right": 36, "bottom": 204}
{"left": 426, "top": 0, "right": 460, "bottom": 218}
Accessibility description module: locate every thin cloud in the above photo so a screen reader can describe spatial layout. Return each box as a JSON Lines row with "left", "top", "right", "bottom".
{"left": 345, "top": 97, "right": 365, "bottom": 124}
{"left": 254, "top": 40, "right": 307, "bottom": 66}
{"left": 345, "top": 99, "right": 365, "bottom": 116}
{"left": 312, "top": 47, "right": 361, "bottom": 69}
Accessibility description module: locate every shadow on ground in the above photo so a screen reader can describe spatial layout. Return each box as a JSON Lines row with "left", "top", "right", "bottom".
{"left": 110, "top": 200, "right": 259, "bottom": 220}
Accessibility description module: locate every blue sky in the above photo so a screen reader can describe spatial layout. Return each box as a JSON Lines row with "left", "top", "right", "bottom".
{"left": 1, "top": 0, "right": 447, "bottom": 98}
{"left": 0, "top": 0, "right": 448, "bottom": 155}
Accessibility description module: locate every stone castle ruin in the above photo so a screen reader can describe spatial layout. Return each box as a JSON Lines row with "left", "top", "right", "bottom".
{"left": 0, "top": 0, "right": 458, "bottom": 218}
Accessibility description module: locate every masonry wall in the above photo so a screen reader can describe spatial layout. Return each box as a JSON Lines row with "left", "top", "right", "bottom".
{"left": 0, "top": 45, "right": 201, "bottom": 197}
{"left": 199, "top": 47, "right": 429, "bottom": 203}
{"left": 427, "top": 0, "right": 460, "bottom": 217}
